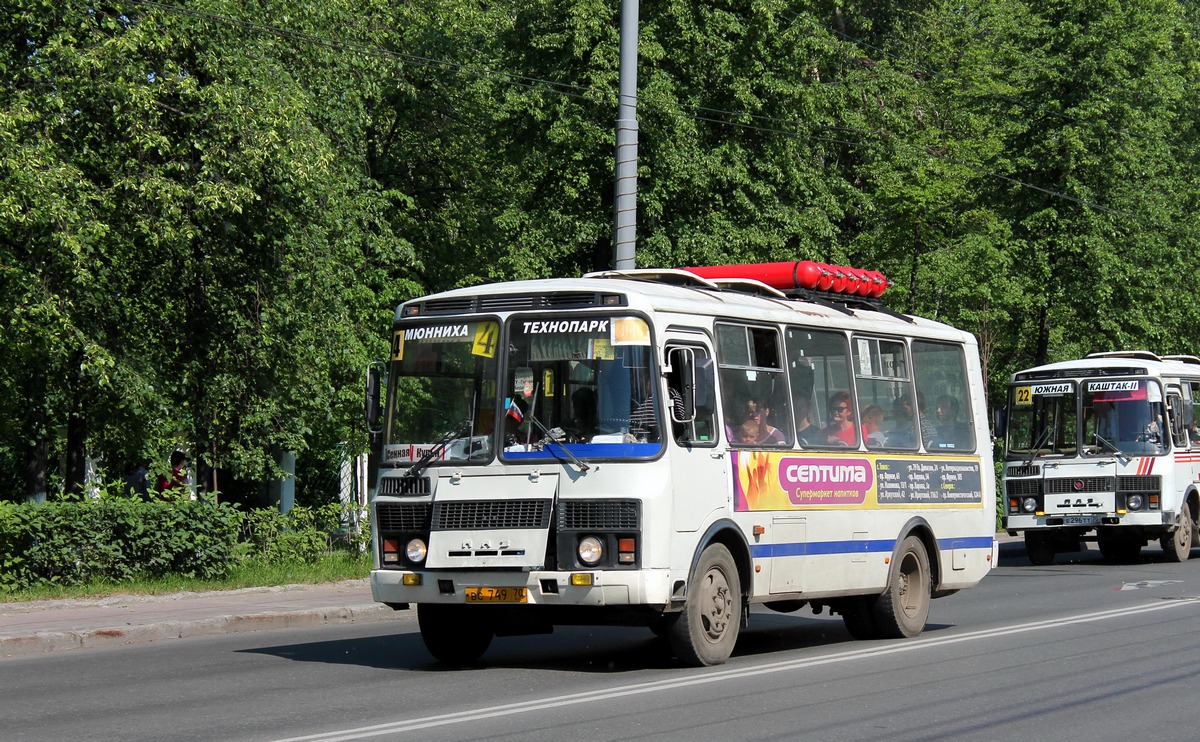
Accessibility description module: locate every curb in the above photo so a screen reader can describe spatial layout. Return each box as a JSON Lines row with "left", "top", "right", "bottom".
{"left": 0, "top": 603, "right": 399, "bottom": 659}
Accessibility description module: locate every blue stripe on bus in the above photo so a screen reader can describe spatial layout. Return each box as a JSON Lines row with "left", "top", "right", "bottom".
{"left": 750, "top": 535, "right": 995, "bottom": 559}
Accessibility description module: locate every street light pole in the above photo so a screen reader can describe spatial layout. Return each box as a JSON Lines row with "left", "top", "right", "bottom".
{"left": 612, "top": 0, "right": 639, "bottom": 270}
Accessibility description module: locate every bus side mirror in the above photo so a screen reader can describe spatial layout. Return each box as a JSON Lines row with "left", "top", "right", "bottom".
{"left": 365, "top": 362, "right": 385, "bottom": 435}
{"left": 668, "top": 347, "right": 696, "bottom": 422}
{"left": 667, "top": 348, "right": 715, "bottom": 422}
{"left": 992, "top": 406, "right": 1007, "bottom": 439}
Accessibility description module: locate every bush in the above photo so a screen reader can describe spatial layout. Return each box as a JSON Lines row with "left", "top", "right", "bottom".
{"left": 238, "top": 504, "right": 345, "bottom": 564}
{"left": 0, "top": 499, "right": 243, "bottom": 591}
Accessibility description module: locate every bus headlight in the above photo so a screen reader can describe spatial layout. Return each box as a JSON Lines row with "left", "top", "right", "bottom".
{"left": 1022, "top": 497, "right": 1037, "bottom": 513}
{"left": 406, "top": 538, "right": 428, "bottom": 563}
{"left": 1126, "top": 495, "right": 1144, "bottom": 511}
{"left": 578, "top": 536, "right": 604, "bottom": 566}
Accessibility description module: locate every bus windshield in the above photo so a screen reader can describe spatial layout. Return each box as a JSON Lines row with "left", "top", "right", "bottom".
{"left": 1081, "top": 378, "right": 1165, "bottom": 455}
{"left": 500, "top": 315, "right": 667, "bottom": 461}
{"left": 1005, "top": 382, "right": 1078, "bottom": 459}
{"left": 382, "top": 314, "right": 668, "bottom": 466}
{"left": 383, "top": 319, "right": 501, "bottom": 465}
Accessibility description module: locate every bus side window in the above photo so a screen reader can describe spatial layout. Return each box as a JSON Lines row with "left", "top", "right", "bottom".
{"left": 1189, "top": 382, "right": 1200, "bottom": 447}
{"left": 912, "top": 340, "right": 976, "bottom": 452}
{"left": 1169, "top": 392, "right": 1188, "bottom": 448}
{"left": 786, "top": 326, "right": 852, "bottom": 448}
{"left": 666, "top": 345, "right": 717, "bottom": 445}
{"left": 717, "top": 324, "right": 793, "bottom": 447}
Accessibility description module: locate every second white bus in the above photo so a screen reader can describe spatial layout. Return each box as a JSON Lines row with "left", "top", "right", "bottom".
{"left": 1002, "top": 351, "right": 1200, "bottom": 565}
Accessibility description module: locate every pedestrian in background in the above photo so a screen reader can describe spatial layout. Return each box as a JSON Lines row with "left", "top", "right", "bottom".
{"left": 155, "top": 451, "right": 188, "bottom": 499}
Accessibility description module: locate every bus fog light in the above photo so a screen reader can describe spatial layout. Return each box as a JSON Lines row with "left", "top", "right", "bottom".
{"left": 1127, "top": 495, "right": 1144, "bottom": 511}
{"left": 1022, "top": 497, "right": 1037, "bottom": 513}
{"left": 578, "top": 536, "right": 604, "bottom": 566}
{"left": 406, "top": 538, "right": 428, "bottom": 563}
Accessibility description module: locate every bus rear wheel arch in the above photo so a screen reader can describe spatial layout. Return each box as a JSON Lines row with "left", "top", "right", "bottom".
{"left": 837, "top": 533, "right": 932, "bottom": 640}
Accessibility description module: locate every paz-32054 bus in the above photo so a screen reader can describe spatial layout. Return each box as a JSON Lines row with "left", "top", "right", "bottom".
{"left": 364, "top": 261, "right": 997, "bottom": 666}
{"left": 1002, "top": 351, "right": 1200, "bottom": 565}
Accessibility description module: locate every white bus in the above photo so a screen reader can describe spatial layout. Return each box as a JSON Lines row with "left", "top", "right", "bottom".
{"left": 364, "top": 261, "right": 998, "bottom": 666}
{"left": 1002, "top": 351, "right": 1200, "bottom": 565}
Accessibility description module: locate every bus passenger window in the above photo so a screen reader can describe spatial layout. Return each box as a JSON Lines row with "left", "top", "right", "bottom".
{"left": 717, "top": 324, "right": 792, "bottom": 447}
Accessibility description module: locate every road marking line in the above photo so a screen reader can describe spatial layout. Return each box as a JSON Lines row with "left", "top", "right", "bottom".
{"left": 272, "top": 597, "right": 1200, "bottom": 741}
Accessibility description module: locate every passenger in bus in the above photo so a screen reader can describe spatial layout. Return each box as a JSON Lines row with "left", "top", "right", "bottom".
{"left": 935, "top": 395, "right": 970, "bottom": 448}
{"left": 891, "top": 391, "right": 936, "bottom": 447}
{"left": 821, "top": 391, "right": 857, "bottom": 446}
{"left": 740, "top": 397, "right": 787, "bottom": 445}
{"left": 630, "top": 384, "right": 684, "bottom": 441}
{"left": 794, "top": 396, "right": 817, "bottom": 444}
{"left": 861, "top": 405, "right": 887, "bottom": 447}
{"left": 569, "top": 387, "right": 599, "bottom": 440}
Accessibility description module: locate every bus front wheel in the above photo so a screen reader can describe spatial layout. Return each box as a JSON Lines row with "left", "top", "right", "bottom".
{"left": 1025, "top": 531, "right": 1056, "bottom": 566}
{"left": 669, "top": 543, "right": 742, "bottom": 666}
{"left": 418, "top": 604, "right": 493, "bottom": 666}
{"left": 1160, "top": 506, "right": 1194, "bottom": 563}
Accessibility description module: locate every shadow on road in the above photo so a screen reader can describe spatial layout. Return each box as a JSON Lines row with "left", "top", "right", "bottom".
{"left": 240, "top": 609, "right": 884, "bottom": 673}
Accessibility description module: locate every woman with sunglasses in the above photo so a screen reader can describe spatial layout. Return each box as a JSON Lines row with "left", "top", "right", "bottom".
{"left": 821, "top": 390, "right": 857, "bottom": 446}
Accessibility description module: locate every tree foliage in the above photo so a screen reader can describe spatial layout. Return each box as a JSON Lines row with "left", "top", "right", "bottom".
{"left": 3, "top": 0, "right": 1199, "bottom": 500}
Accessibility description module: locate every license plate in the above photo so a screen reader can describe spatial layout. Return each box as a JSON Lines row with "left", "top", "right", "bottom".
{"left": 1063, "top": 515, "right": 1100, "bottom": 526}
{"left": 464, "top": 586, "right": 528, "bottom": 603}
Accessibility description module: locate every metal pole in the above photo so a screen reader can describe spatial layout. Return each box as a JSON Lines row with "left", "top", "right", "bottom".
{"left": 613, "top": 0, "right": 639, "bottom": 270}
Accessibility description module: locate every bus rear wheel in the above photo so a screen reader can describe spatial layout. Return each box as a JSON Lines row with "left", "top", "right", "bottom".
{"left": 838, "top": 596, "right": 881, "bottom": 640}
{"left": 1160, "top": 506, "right": 1194, "bottom": 563}
{"left": 668, "top": 543, "right": 741, "bottom": 666}
{"left": 418, "top": 604, "right": 493, "bottom": 666}
{"left": 871, "top": 535, "right": 931, "bottom": 639}
{"left": 1098, "top": 534, "right": 1142, "bottom": 563}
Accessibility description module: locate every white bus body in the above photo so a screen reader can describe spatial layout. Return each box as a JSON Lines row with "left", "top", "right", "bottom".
{"left": 1002, "top": 351, "right": 1200, "bottom": 565}
{"left": 366, "top": 263, "right": 998, "bottom": 665}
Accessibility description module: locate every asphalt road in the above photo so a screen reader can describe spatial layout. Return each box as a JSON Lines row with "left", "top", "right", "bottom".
{"left": 8, "top": 542, "right": 1200, "bottom": 742}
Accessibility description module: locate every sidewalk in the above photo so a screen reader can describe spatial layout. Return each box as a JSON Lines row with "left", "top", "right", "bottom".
{"left": 0, "top": 579, "right": 405, "bottom": 659}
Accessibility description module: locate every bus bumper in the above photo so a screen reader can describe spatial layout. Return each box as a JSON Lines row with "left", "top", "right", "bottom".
{"left": 370, "top": 567, "right": 676, "bottom": 607}
{"left": 1005, "top": 510, "right": 1173, "bottom": 531}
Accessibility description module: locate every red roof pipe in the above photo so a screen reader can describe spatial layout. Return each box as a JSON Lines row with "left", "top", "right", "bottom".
{"left": 681, "top": 261, "right": 887, "bottom": 298}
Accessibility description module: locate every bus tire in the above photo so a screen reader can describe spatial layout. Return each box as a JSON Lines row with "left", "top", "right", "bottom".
{"left": 838, "top": 596, "right": 881, "bottom": 640}
{"left": 871, "top": 535, "right": 931, "bottom": 639}
{"left": 1160, "top": 506, "right": 1193, "bottom": 563}
{"left": 418, "top": 604, "right": 493, "bottom": 665}
{"left": 668, "top": 543, "right": 741, "bottom": 666}
{"left": 1025, "top": 532, "right": 1056, "bottom": 566}
{"left": 648, "top": 612, "right": 680, "bottom": 638}
{"left": 1098, "top": 535, "right": 1142, "bottom": 563}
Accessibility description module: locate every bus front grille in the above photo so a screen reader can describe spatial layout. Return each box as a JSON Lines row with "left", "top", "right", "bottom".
{"left": 376, "top": 502, "right": 432, "bottom": 532}
{"left": 557, "top": 500, "right": 640, "bottom": 530}
{"left": 1117, "top": 475, "right": 1161, "bottom": 493}
{"left": 1045, "top": 477, "right": 1116, "bottom": 494}
{"left": 433, "top": 500, "right": 552, "bottom": 530}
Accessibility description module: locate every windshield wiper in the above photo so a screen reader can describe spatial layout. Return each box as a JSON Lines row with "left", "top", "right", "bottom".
{"left": 1093, "top": 433, "right": 1130, "bottom": 464}
{"left": 1022, "top": 426, "right": 1053, "bottom": 468}
{"left": 526, "top": 414, "right": 590, "bottom": 473}
{"left": 405, "top": 419, "right": 471, "bottom": 479}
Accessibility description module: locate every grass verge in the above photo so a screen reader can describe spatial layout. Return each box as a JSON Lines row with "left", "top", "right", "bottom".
{"left": 2, "top": 550, "right": 372, "bottom": 603}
